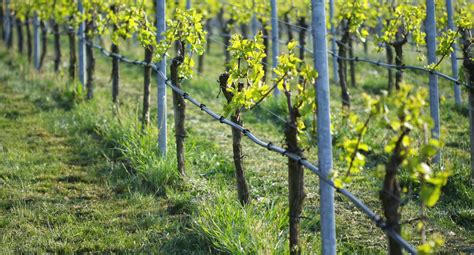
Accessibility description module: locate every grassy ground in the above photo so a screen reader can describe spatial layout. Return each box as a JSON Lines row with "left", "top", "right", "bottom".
{"left": 0, "top": 51, "right": 214, "bottom": 253}
{"left": 0, "top": 30, "right": 472, "bottom": 254}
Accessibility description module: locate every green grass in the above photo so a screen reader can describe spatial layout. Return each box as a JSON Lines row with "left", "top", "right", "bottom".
{"left": 0, "top": 31, "right": 472, "bottom": 254}
{"left": 0, "top": 51, "right": 212, "bottom": 254}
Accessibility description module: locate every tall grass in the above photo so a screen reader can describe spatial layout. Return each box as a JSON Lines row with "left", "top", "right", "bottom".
{"left": 193, "top": 187, "right": 290, "bottom": 254}
{"left": 46, "top": 95, "right": 180, "bottom": 195}
{"left": 97, "top": 110, "right": 180, "bottom": 194}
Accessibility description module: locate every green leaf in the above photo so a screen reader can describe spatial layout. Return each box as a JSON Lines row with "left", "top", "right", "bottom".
{"left": 287, "top": 40, "right": 297, "bottom": 51}
{"left": 420, "top": 184, "right": 441, "bottom": 207}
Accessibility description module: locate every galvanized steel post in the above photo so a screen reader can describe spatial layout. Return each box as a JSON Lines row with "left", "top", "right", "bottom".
{"left": 311, "top": 0, "right": 337, "bottom": 253}
{"left": 329, "top": 0, "right": 338, "bottom": 84}
{"left": 426, "top": 0, "right": 441, "bottom": 162}
{"left": 78, "top": 0, "right": 86, "bottom": 88}
{"left": 156, "top": 0, "right": 167, "bottom": 156}
{"left": 270, "top": 0, "right": 280, "bottom": 96}
{"left": 446, "top": 0, "right": 461, "bottom": 105}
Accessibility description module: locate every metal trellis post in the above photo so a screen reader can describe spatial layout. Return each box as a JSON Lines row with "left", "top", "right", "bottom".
{"left": 156, "top": 0, "right": 167, "bottom": 156}
{"left": 426, "top": 0, "right": 441, "bottom": 163}
{"left": 77, "top": 38, "right": 419, "bottom": 255}
{"left": 270, "top": 0, "right": 280, "bottom": 96}
{"left": 251, "top": 0, "right": 258, "bottom": 37}
{"left": 78, "top": 0, "right": 86, "bottom": 89}
{"left": 329, "top": 0, "right": 338, "bottom": 84}
{"left": 446, "top": 0, "right": 461, "bottom": 105}
{"left": 4, "top": 0, "right": 11, "bottom": 43}
{"left": 311, "top": 0, "right": 337, "bottom": 254}
{"left": 133, "top": 0, "right": 137, "bottom": 45}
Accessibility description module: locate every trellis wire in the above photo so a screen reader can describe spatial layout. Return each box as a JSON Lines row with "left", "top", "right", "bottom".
{"left": 217, "top": 0, "right": 311, "bottom": 33}
{"left": 217, "top": 29, "right": 466, "bottom": 89}
{"left": 208, "top": 35, "right": 276, "bottom": 69}
{"left": 291, "top": 37, "right": 466, "bottom": 87}
{"left": 328, "top": 51, "right": 470, "bottom": 88}
{"left": 259, "top": 8, "right": 463, "bottom": 88}
{"left": 217, "top": 30, "right": 468, "bottom": 89}
{"left": 84, "top": 38, "right": 417, "bottom": 254}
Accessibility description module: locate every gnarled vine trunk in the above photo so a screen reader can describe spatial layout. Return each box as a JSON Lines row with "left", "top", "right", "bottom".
{"left": 111, "top": 5, "right": 120, "bottom": 104}
{"left": 392, "top": 39, "right": 406, "bottom": 90}
{"left": 363, "top": 39, "right": 368, "bottom": 56}
{"left": 285, "top": 112, "right": 306, "bottom": 254}
{"left": 85, "top": 20, "right": 95, "bottom": 100}
{"left": 0, "top": 5, "right": 3, "bottom": 41}
{"left": 68, "top": 27, "right": 76, "bottom": 80}
{"left": 297, "top": 17, "right": 307, "bottom": 85}
{"left": 386, "top": 44, "right": 394, "bottom": 92}
{"left": 52, "top": 20, "right": 61, "bottom": 72}
{"left": 337, "top": 27, "right": 351, "bottom": 108}
{"left": 461, "top": 29, "right": 474, "bottom": 179}
{"left": 348, "top": 36, "right": 356, "bottom": 88}
{"left": 240, "top": 23, "right": 248, "bottom": 39}
{"left": 197, "top": 52, "right": 204, "bottom": 74}
{"left": 260, "top": 19, "right": 269, "bottom": 82}
{"left": 6, "top": 14, "right": 13, "bottom": 49}
{"left": 198, "top": 19, "right": 212, "bottom": 74}
{"left": 285, "top": 102, "right": 306, "bottom": 255}
{"left": 380, "top": 130, "right": 408, "bottom": 255}
{"left": 297, "top": 18, "right": 307, "bottom": 62}
{"left": 205, "top": 19, "right": 212, "bottom": 53}
{"left": 171, "top": 42, "right": 186, "bottom": 176}
{"left": 222, "top": 18, "right": 234, "bottom": 69}
{"left": 219, "top": 73, "right": 250, "bottom": 205}
{"left": 25, "top": 17, "right": 32, "bottom": 62}
{"left": 111, "top": 43, "right": 120, "bottom": 104}
{"left": 15, "top": 18, "right": 23, "bottom": 54}
{"left": 284, "top": 12, "right": 293, "bottom": 44}
{"left": 38, "top": 20, "right": 47, "bottom": 70}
